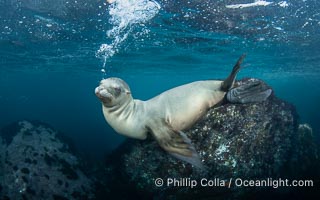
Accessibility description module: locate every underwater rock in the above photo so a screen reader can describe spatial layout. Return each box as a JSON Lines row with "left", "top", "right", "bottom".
{"left": 102, "top": 78, "right": 319, "bottom": 199}
{"left": 0, "top": 120, "right": 94, "bottom": 200}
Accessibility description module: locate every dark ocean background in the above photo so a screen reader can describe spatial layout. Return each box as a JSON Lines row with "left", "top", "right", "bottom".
{"left": 1, "top": 0, "right": 319, "bottom": 157}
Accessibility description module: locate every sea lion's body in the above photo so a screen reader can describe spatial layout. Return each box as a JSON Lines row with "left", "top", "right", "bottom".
{"left": 102, "top": 80, "right": 224, "bottom": 140}
{"left": 95, "top": 55, "right": 272, "bottom": 168}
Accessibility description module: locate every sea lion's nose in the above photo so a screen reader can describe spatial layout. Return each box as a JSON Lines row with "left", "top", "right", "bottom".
{"left": 95, "top": 86, "right": 102, "bottom": 96}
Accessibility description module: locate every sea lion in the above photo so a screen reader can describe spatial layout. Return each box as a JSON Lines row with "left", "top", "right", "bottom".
{"left": 95, "top": 55, "right": 272, "bottom": 168}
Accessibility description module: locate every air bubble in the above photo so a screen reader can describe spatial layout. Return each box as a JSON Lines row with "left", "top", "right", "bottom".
{"left": 96, "top": 0, "right": 161, "bottom": 75}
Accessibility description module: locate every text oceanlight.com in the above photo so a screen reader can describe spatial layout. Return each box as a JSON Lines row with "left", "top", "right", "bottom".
{"left": 154, "top": 178, "right": 314, "bottom": 188}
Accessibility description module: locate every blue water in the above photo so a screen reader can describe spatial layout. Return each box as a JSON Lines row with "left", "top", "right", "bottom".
{"left": 1, "top": 0, "right": 320, "bottom": 154}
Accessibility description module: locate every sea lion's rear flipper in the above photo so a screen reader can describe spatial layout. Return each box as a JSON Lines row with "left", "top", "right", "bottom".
{"left": 221, "top": 54, "right": 246, "bottom": 92}
{"left": 148, "top": 121, "right": 204, "bottom": 169}
{"left": 227, "top": 80, "right": 272, "bottom": 103}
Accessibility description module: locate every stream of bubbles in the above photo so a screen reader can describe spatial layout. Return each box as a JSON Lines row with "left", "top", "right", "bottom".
{"left": 96, "top": 0, "right": 161, "bottom": 77}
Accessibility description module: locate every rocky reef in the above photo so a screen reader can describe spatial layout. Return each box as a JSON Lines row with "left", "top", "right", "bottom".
{"left": 0, "top": 120, "right": 95, "bottom": 200}
{"left": 100, "top": 78, "right": 320, "bottom": 199}
{"left": 1, "top": 79, "right": 319, "bottom": 199}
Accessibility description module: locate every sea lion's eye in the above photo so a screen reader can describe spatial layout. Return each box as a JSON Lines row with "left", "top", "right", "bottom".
{"left": 113, "top": 87, "right": 121, "bottom": 96}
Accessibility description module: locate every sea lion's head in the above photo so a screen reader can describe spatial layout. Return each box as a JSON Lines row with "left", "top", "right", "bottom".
{"left": 95, "top": 78, "right": 132, "bottom": 107}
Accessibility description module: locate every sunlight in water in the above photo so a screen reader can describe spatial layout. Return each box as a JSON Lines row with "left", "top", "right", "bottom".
{"left": 96, "top": 0, "right": 161, "bottom": 77}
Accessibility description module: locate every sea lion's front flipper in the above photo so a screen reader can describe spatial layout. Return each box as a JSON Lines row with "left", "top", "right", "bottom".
{"left": 148, "top": 121, "right": 204, "bottom": 169}
{"left": 227, "top": 80, "right": 272, "bottom": 103}
{"left": 169, "top": 131, "right": 205, "bottom": 169}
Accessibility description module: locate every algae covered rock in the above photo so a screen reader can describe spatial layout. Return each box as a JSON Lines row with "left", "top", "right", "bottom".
{"left": 0, "top": 120, "right": 95, "bottom": 200}
{"left": 102, "top": 78, "right": 319, "bottom": 199}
